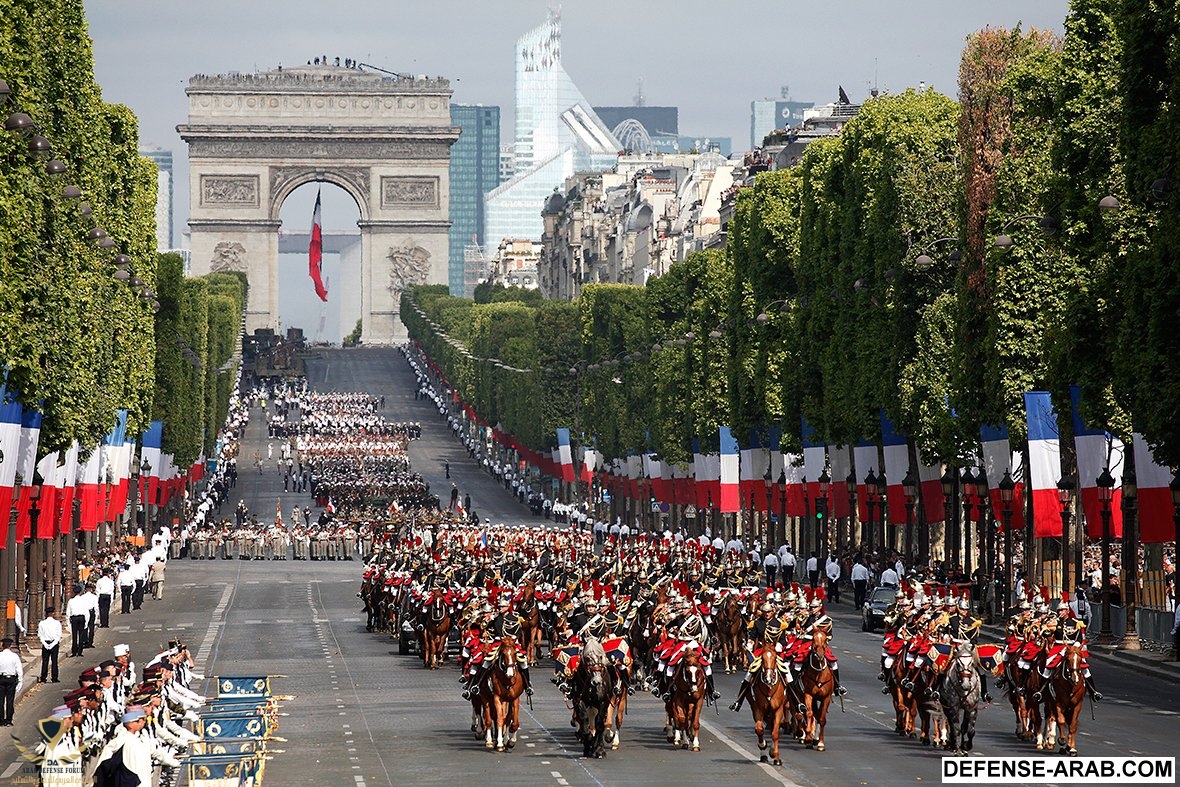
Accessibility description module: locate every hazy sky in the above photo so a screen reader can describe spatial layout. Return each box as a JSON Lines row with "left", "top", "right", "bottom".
{"left": 85, "top": 0, "right": 1070, "bottom": 235}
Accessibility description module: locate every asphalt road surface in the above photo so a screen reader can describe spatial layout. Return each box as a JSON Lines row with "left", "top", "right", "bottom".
{"left": 7, "top": 348, "right": 1172, "bottom": 786}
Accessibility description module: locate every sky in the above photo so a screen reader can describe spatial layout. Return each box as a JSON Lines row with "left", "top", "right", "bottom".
{"left": 85, "top": 0, "right": 1070, "bottom": 234}
{"left": 82, "top": 0, "right": 1070, "bottom": 339}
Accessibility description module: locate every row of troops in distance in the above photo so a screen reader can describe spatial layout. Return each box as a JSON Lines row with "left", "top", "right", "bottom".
{"left": 174, "top": 522, "right": 368, "bottom": 561}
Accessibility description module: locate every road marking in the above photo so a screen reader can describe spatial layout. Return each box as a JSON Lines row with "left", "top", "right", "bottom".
{"left": 700, "top": 718, "right": 807, "bottom": 786}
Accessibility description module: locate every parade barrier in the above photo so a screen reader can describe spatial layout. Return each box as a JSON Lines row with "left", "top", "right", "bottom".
{"left": 186, "top": 752, "right": 262, "bottom": 787}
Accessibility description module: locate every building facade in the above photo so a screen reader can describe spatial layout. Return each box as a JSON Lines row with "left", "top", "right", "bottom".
{"left": 750, "top": 94, "right": 815, "bottom": 149}
{"left": 140, "top": 147, "right": 173, "bottom": 250}
{"left": 484, "top": 10, "right": 620, "bottom": 252}
{"left": 448, "top": 104, "right": 500, "bottom": 296}
{"left": 538, "top": 152, "right": 733, "bottom": 300}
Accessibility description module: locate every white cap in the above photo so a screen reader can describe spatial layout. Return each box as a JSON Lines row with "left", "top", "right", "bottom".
{"left": 114, "top": 644, "right": 129, "bottom": 657}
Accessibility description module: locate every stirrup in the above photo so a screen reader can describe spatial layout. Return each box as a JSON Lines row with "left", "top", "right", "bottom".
{"left": 1090, "top": 691, "right": 1102, "bottom": 701}
{"left": 836, "top": 686, "right": 847, "bottom": 696}
{"left": 881, "top": 686, "right": 891, "bottom": 695}
{"left": 461, "top": 688, "right": 472, "bottom": 700}
{"left": 525, "top": 686, "right": 534, "bottom": 696}
{"left": 710, "top": 690, "right": 721, "bottom": 700}
{"left": 729, "top": 700, "right": 742, "bottom": 712}
{"left": 877, "top": 671, "right": 886, "bottom": 682}
{"left": 626, "top": 685, "right": 635, "bottom": 696}
{"left": 661, "top": 692, "right": 672, "bottom": 702}
{"left": 994, "top": 677, "right": 1007, "bottom": 688}
{"left": 1031, "top": 691, "right": 1042, "bottom": 702}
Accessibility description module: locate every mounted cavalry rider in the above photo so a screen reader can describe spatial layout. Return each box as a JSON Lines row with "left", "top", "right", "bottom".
{"left": 943, "top": 592, "right": 993, "bottom": 703}
{"left": 461, "top": 597, "right": 533, "bottom": 700}
{"left": 652, "top": 598, "right": 721, "bottom": 702}
{"left": 793, "top": 591, "right": 846, "bottom": 695}
{"left": 1032, "top": 591, "right": 1101, "bottom": 703}
{"left": 729, "top": 601, "right": 792, "bottom": 712}
{"left": 552, "top": 595, "right": 631, "bottom": 697}
{"left": 996, "top": 594, "right": 1036, "bottom": 693}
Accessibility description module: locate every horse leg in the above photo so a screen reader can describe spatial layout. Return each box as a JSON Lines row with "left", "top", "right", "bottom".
{"left": 815, "top": 695, "right": 829, "bottom": 752}
{"left": 756, "top": 715, "right": 767, "bottom": 761}
{"left": 507, "top": 698, "right": 519, "bottom": 750}
{"left": 690, "top": 699, "right": 701, "bottom": 751}
{"left": 769, "top": 703, "right": 783, "bottom": 765}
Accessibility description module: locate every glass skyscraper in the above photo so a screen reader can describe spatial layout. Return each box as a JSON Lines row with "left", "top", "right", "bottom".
{"left": 448, "top": 104, "right": 500, "bottom": 296}
{"left": 485, "top": 10, "right": 619, "bottom": 252}
{"left": 140, "top": 147, "right": 173, "bottom": 250}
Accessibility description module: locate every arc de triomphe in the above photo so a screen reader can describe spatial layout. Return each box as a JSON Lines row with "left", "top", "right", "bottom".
{"left": 178, "top": 64, "right": 458, "bottom": 344}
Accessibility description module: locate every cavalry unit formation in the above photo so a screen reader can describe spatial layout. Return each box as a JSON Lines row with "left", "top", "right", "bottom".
{"left": 343, "top": 349, "right": 1108, "bottom": 767}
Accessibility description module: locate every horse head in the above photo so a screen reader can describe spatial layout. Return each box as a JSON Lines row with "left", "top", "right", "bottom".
{"left": 1063, "top": 643, "right": 1083, "bottom": 684}
{"left": 498, "top": 635, "right": 519, "bottom": 672}
{"left": 760, "top": 645, "right": 780, "bottom": 686}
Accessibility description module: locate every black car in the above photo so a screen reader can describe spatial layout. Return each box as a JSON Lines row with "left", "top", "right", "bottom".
{"left": 861, "top": 585, "right": 897, "bottom": 632}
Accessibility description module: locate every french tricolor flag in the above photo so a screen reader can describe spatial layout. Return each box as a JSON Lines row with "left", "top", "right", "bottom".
{"left": 1068, "top": 386, "right": 1122, "bottom": 538}
{"left": 1025, "top": 391, "right": 1066, "bottom": 538}
{"left": 829, "top": 445, "right": 851, "bottom": 519}
{"left": 880, "top": 412, "right": 910, "bottom": 526}
{"left": 1132, "top": 433, "right": 1174, "bottom": 543}
{"left": 801, "top": 418, "right": 826, "bottom": 512}
{"left": 0, "top": 390, "right": 22, "bottom": 542}
{"left": 141, "top": 420, "right": 163, "bottom": 506}
{"left": 35, "top": 451, "right": 59, "bottom": 539}
{"left": 15, "top": 406, "right": 41, "bottom": 541}
{"left": 774, "top": 452, "right": 798, "bottom": 518}
{"left": 980, "top": 423, "right": 1024, "bottom": 530}
{"left": 915, "top": 448, "right": 945, "bottom": 525}
{"left": 308, "top": 188, "right": 329, "bottom": 302}
{"left": 56, "top": 441, "right": 79, "bottom": 535}
{"left": 718, "top": 426, "right": 740, "bottom": 513}
{"left": 853, "top": 441, "right": 877, "bottom": 521}
{"left": 77, "top": 443, "right": 103, "bottom": 532}
{"left": 556, "top": 428, "right": 575, "bottom": 483}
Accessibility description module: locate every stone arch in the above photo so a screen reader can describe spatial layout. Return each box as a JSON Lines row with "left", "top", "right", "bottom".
{"left": 178, "top": 64, "right": 459, "bottom": 344}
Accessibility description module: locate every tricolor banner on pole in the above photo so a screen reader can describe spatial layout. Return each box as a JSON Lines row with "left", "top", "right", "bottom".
{"left": 853, "top": 441, "right": 877, "bottom": 521}
{"left": 141, "top": 420, "right": 163, "bottom": 507}
{"left": 556, "top": 428, "right": 574, "bottom": 483}
{"left": 880, "top": 412, "right": 910, "bottom": 527}
{"left": 57, "top": 441, "right": 79, "bottom": 534}
{"left": 309, "top": 188, "right": 329, "bottom": 302}
{"left": 0, "top": 388, "right": 22, "bottom": 541}
{"left": 718, "top": 426, "right": 740, "bottom": 513}
{"left": 1068, "top": 386, "right": 1122, "bottom": 538}
{"left": 1025, "top": 391, "right": 1066, "bottom": 538}
{"left": 1132, "top": 433, "right": 1174, "bottom": 543}
{"left": 980, "top": 423, "right": 1024, "bottom": 530}
{"left": 801, "top": 418, "right": 826, "bottom": 511}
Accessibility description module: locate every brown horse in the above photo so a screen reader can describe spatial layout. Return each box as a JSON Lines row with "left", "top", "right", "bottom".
{"left": 889, "top": 657, "right": 918, "bottom": 738}
{"left": 419, "top": 592, "right": 450, "bottom": 669}
{"left": 797, "top": 630, "right": 835, "bottom": 751}
{"left": 749, "top": 645, "right": 788, "bottom": 766}
{"left": 666, "top": 646, "right": 707, "bottom": 751}
{"left": 481, "top": 634, "right": 525, "bottom": 752}
{"left": 1042, "top": 644, "right": 1086, "bottom": 756}
{"left": 1003, "top": 654, "right": 1044, "bottom": 744}
{"left": 517, "top": 582, "right": 543, "bottom": 663}
{"left": 715, "top": 594, "right": 746, "bottom": 674}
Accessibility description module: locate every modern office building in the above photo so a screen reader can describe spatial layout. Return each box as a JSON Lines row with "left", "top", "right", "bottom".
{"left": 593, "top": 106, "right": 678, "bottom": 153}
{"left": 448, "top": 104, "right": 501, "bottom": 296}
{"left": 750, "top": 89, "right": 815, "bottom": 149}
{"left": 484, "top": 10, "right": 620, "bottom": 251}
{"left": 140, "top": 147, "right": 173, "bottom": 250}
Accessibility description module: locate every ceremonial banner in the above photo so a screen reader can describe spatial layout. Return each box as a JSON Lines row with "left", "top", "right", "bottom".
{"left": 880, "top": 412, "right": 910, "bottom": 527}
{"left": 308, "top": 188, "right": 329, "bottom": 301}
{"left": 1068, "top": 386, "right": 1123, "bottom": 538}
{"left": 980, "top": 423, "right": 1025, "bottom": 530}
{"left": 1025, "top": 392, "right": 1066, "bottom": 538}
{"left": 718, "top": 426, "right": 740, "bottom": 513}
{"left": 217, "top": 675, "right": 272, "bottom": 698}
{"left": 1133, "top": 433, "right": 1175, "bottom": 543}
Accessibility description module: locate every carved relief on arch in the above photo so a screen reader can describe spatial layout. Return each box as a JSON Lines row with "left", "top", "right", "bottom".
{"left": 268, "top": 166, "right": 370, "bottom": 216}
{"left": 210, "top": 241, "right": 248, "bottom": 272}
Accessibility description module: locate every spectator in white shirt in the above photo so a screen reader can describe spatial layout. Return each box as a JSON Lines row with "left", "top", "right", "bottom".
{"left": 95, "top": 569, "right": 115, "bottom": 627}
{"left": 851, "top": 560, "right": 871, "bottom": 609}
{"left": 806, "top": 552, "right": 820, "bottom": 588}
{"left": 825, "top": 555, "right": 842, "bottom": 603}
{"left": 0, "top": 638, "right": 23, "bottom": 725}
{"left": 880, "top": 565, "right": 900, "bottom": 588}
{"left": 763, "top": 551, "right": 779, "bottom": 588}
{"left": 781, "top": 547, "right": 796, "bottom": 584}
{"left": 65, "top": 588, "right": 90, "bottom": 657}
{"left": 37, "top": 607, "right": 61, "bottom": 683}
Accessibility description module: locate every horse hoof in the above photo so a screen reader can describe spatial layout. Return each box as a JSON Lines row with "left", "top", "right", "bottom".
{"left": 772, "top": 758, "right": 782, "bottom": 766}
{"left": 1069, "top": 749, "right": 1078, "bottom": 757}
{"left": 760, "top": 754, "right": 768, "bottom": 763}
{"left": 692, "top": 745, "right": 700, "bottom": 752}
{"left": 485, "top": 742, "right": 493, "bottom": 749}
{"left": 612, "top": 741, "right": 619, "bottom": 750}
{"left": 667, "top": 735, "right": 675, "bottom": 744}
{"left": 816, "top": 743, "right": 825, "bottom": 752}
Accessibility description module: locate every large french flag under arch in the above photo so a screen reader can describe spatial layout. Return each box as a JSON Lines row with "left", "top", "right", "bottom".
{"left": 309, "top": 188, "right": 329, "bottom": 302}
{"left": 1068, "top": 386, "right": 1123, "bottom": 538}
{"left": 556, "top": 428, "right": 574, "bottom": 483}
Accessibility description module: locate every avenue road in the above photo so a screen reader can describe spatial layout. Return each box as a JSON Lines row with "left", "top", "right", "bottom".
{"left": 4, "top": 348, "right": 1166, "bottom": 787}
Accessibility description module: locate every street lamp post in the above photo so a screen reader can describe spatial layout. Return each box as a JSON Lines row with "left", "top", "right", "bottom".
{"left": 1121, "top": 471, "right": 1139, "bottom": 650}
{"left": 845, "top": 471, "right": 857, "bottom": 549}
{"left": 764, "top": 469, "right": 773, "bottom": 550}
{"left": 864, "top": 469, "right": 878, "bottom": 554}
{"left": 999, "top": 470, "right": 1016, "bottom": 617}
{"left": 875, "top": 472, "right": 888, "bottom": 557}
{"left": 941, "top": 467, "right": 955, "bottom": 573}
{"left": 903, "top": 470, "right": 917, "bottom": 570}
{"left": 962, "top": 467, "right": 977, "bottom": 579}
{"left": 1057, "top": 476, "right": 1076, "bottom": 592}
{"left": 1096, "top": 467, "right": 1115, "bottom": 642}
{"left": 777, "top": 469, "right": 787, "bottom": 549}
{"left": 817, "top": 468, "right": 831, "bottom": 556}
{"left": 1170, "top": 475, "right": 1180, "bottom": 661}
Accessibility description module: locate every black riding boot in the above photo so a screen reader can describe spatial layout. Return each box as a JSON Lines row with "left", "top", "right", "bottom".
{"left": 521, "top": 665, "right": 534, "bottom": 696}
{"left": 833, "top": 668, "right": 847, "bottom": 696}
{"left": 616, "top": 667, "right": 631, "bottom": 696}
{"left": 1084, "top": 674, "right": 1102, "bottom": 701}
{"left": 706, "top": 672, "right": 721, "bottom": 702}
{"left": 461, "top": 670, "right": 478, "bottom": 700}
{"left": 979, "top": 672, "right": 992, "bottom": 703}
{"left": 729, "top": 678, "right": 751, "bottom": 712}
